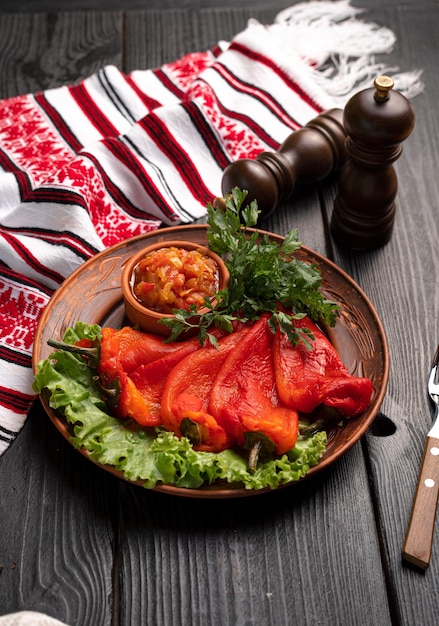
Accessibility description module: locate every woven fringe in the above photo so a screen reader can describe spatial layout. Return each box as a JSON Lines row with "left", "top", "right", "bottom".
{"left": 255, "top": 0, "right": 424, "bottom": 104}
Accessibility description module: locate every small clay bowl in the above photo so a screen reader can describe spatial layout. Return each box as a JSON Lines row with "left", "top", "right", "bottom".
{"left": 121, "top": 240, "right": 229, "bottom": 337}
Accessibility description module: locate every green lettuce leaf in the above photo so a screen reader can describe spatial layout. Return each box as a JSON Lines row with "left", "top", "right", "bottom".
{"left": 33, "top": 322, "right": 327, "bottom": 491}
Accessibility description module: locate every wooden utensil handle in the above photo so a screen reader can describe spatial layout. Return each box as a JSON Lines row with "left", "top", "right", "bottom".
{"left": 402, "top": 435, "right": 439, "bottom": 569}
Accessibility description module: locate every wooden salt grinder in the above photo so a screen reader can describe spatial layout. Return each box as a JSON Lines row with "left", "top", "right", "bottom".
{"left": 220, "top": 108, "right": 347, "bottom": 219}
{"left": 331, "top": 76, "right": 415, "bottom": 250}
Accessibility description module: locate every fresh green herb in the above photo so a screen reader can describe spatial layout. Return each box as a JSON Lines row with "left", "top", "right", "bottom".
{"left": 160, "top": 187, "right": 338, "bottom": 345}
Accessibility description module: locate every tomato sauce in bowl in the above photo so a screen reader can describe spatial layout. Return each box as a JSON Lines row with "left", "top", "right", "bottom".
{"left": 121, "top": 240, "right": 229, "bottom": 336}
{"left": 132, "top": 245, "right": 220, "bottom": 315}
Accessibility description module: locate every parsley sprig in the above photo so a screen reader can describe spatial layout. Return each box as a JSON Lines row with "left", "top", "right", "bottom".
{"left": 159, "top": 188, "right": 338, "bottom": 346}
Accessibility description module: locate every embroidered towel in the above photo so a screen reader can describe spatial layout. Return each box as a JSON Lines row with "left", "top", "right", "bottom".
{"left": 0, "top": 1, "right": 422, "bottom": 454}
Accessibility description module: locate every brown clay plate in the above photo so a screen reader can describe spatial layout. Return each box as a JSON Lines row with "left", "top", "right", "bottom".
{"left": 32, "top": 224, "right": 390, "bottom": 498}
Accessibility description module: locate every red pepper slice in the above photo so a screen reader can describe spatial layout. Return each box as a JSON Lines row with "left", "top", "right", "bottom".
{"left": 117, "top": 339, "right": 201, "bottom": 427}
{"left": 209, "top": 315, "right": 299, "bottom": 456}
{"left": 273, "top": 316, "right": 373, "bottom": 416}
{"left": 99, "top": 326, "right": 195, "bottom": 378}
{"left": 160, "top": 326, "right": 250, "bottom": 451}
{"left": 113, "top": 370, "right": 155, "bottom": 425}
{"left": 96, "top": 326, "right": 200, "bottom": 427}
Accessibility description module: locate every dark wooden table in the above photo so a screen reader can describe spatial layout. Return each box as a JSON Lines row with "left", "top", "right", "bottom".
{"left": 0, "top": 1, "right": 438, "bottom": 624}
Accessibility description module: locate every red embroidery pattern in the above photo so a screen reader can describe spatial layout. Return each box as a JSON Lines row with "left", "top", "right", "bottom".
{"left": 187, "top": 81, "right": 266, "bottom": 160}
{"left": 42, "top": 155, "right": 160, "bottom": 248}
{"left": 165, "top": 51, "right": 216, "bottom": 92}
{"left": 0, "top": 95, "right": 75, "bottom": 188}
{"left": 164, "top": 49, "right": 276, "bottom": 160}
{"left": 0, "top": 278, "right": 49, "bottom": 353}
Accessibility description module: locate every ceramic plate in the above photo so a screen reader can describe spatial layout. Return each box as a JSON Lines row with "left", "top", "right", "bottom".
{"left": 32, "top": 224, "right": 390, "bottom": 498}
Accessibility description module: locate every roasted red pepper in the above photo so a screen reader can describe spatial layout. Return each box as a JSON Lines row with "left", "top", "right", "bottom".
{"left": 97, "top": 326, "right": 200, "bottom": 427}
{"left": 110, "top": 339, "right": 200, "bottom": 427}
{"left": 273, "top": 315, "right": 373, "bottom": 416}
{"left": 160, "top": 326, "right": 250, "bottom": 451}
{"left": 77, "top": 312, "right": 372, "bottom": 466}
{"left": 99, "top": 326, "right": 194, "bottom": 376}
{"left": 209, "top": 315, "right": 299, "bottom": 458}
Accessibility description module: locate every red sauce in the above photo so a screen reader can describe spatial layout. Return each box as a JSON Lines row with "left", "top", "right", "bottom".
{"left": 132, "top": 246, "right": 220, "bottom": 315}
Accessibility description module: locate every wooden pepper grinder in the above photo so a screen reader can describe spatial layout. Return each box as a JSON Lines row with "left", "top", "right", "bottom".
{"left": 331, "top": 76, "right": 415, "bottom": 250}
{"left": 220, "top": 108, "right": 347, "bottom": 219}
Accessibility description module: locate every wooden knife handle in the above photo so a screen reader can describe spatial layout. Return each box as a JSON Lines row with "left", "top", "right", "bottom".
{"left": 402, "top": 435, "right": 439, "bottom": 569}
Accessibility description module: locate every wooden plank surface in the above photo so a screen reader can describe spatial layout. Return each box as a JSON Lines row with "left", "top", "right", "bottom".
{"left": 0, "top": 406, "right": 118, "bottom": 623}
{"left": 0, "top": 0, "right": 292, "bottom": 13}
{"left": 0, "top": 2, "right": 437, "bottom": 625}
{"left": 0, "top": 11, "right": 123, "bottom": 97}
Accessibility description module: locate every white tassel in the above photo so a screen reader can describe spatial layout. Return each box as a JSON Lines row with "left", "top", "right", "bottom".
{"left": 388, "top": 70, "right": 425, "bottom": 100}
{"left": 248, "top": 0, "right": 424, "bottom": 103}
{"left": 275, "top": 0, "right": 365, "bottom": 24}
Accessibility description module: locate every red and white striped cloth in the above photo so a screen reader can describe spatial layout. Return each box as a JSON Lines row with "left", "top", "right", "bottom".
{"left": 0, "top": 1, "right": 422, "bottom": 454}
